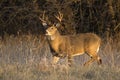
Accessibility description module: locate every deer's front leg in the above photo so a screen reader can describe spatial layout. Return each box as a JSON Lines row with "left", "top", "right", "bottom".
{"left": 68, "top": 55, "right": 73, "bottom": 67}
{"left": 52, "top": 56, "right": 60, "bottom": 65}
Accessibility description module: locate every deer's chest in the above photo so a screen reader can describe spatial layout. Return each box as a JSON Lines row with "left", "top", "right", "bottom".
{"left": 49, "top": 41, "right": 59, "bottom": 53}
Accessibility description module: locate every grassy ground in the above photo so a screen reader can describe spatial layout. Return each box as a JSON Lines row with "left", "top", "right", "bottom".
{"left": 0, "top": 34, "right": 120, "bottom": 80}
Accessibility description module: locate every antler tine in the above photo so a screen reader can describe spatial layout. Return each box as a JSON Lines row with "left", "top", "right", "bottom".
{"left": 39, "top": 11, "right": 46, "bottom": 23}
{"left": 55, "top": 11, "right": 63, "bottom": 22}
{"left": 39, "top": 17, "right": 45, "bottom": 22}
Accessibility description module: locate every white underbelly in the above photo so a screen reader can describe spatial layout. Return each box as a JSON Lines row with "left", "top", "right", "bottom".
{"left": 72, "top": 53, "right": 84, "bottom": 56}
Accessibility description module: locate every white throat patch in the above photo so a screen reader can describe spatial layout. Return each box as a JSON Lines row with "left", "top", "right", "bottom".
{"left": 50, "top": 35, "right": 56, "bottom": 40}
{"left": 47, "top": 35, "right": 56, "bottom": 40}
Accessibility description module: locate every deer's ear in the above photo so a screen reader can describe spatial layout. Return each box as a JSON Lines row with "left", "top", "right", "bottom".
{"left": 42, "top": 22, "right": 47, "bottom": 27}
{"left": 55, "top": 23, "right": 61, "bottom": 28}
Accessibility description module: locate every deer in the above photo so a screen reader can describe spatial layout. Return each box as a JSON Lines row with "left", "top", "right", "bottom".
{"left": 39, "top": 11, "right": 102, "bottom": 66}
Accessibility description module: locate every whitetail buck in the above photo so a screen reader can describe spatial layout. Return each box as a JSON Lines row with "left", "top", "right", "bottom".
{"left": 39, "top": 12, "right": 102, "bottom": 66}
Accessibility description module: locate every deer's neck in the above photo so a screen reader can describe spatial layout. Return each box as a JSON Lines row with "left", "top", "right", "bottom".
{"left": 47, "top": 31, "right": 62, "bottom": 53}
{"left": 48, "top": 31, "right": 61, "bottom": 41}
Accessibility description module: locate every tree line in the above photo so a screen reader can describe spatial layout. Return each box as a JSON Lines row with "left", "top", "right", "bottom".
{"left": 0, "top": 0, "right": 120, "bottom": 38}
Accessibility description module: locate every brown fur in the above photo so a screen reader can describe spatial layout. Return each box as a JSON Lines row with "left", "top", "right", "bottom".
{"left": 46, "top": 26, "right": 102, "bottom": 66}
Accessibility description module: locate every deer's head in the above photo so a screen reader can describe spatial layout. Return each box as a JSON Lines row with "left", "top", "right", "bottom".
{"left": 39, "top": 11, "right": 63, "bottom": 36}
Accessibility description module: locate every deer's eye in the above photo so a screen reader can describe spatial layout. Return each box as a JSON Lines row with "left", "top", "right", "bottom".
{"left": 51, "top": 27, "right": 53, "bottom": 29}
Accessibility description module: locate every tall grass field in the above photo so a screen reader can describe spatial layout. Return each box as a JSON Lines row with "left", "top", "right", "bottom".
{"left": 0, "top": 34, "right": 120, "bottom": 80}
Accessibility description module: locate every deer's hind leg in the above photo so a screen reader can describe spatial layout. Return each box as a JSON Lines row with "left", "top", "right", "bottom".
{"left": 84, "top": 52, "right": 102, "bottom": 66}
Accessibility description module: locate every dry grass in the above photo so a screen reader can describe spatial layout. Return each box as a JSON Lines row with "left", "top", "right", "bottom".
{"left": 0, "top": 34, "right": 120, "bottom": 80}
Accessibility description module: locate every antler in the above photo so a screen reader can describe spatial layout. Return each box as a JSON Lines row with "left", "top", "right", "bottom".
{"left": 55, "top": 12, "right": 63, "bottom": 22}
{"left": 39, "top": 11, "right": 48, "bottom": 27}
